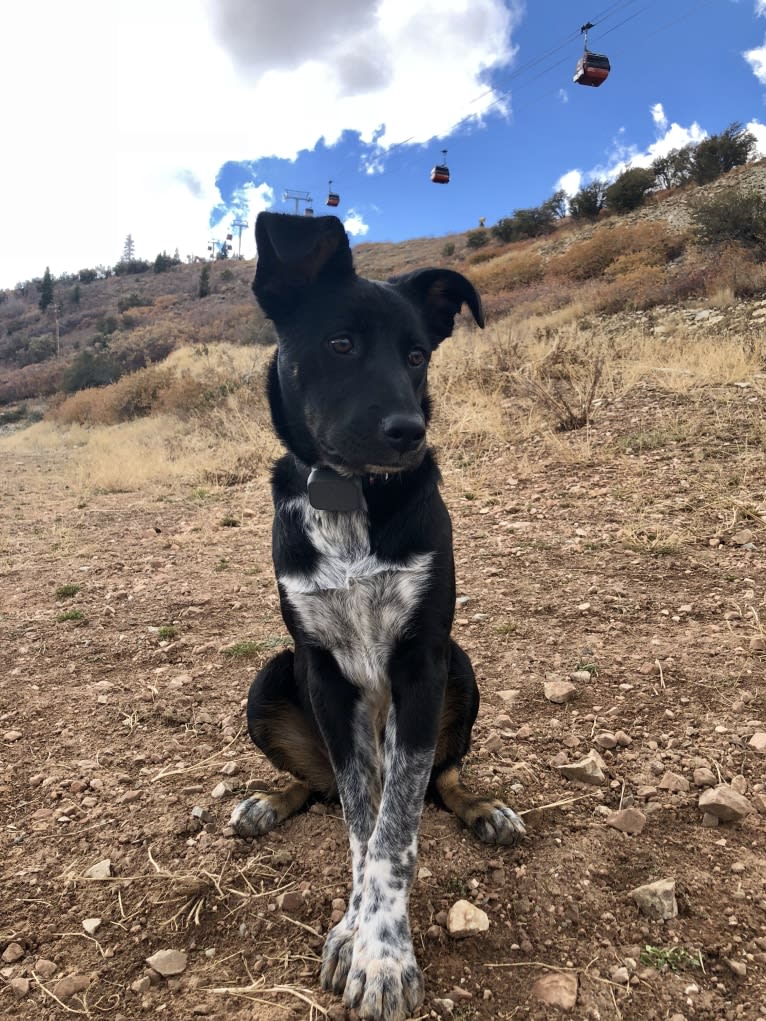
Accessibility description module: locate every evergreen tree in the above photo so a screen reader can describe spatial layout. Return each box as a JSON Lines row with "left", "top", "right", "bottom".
{"left": 122, "top": 234, "right": 135, "bottom": 261}
{"left": 39, "top": 267, "right": 54, "bottom": 312}
{"left": 198, "top": 265, "right": 211, "bottom": 298}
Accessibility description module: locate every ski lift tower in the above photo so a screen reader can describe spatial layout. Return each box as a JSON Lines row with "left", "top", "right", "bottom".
{"left": 231, "top": 218, "right": 249, "bottom": 258}
{"left": 283, "top": 189, "right": 314, "bottom": 216}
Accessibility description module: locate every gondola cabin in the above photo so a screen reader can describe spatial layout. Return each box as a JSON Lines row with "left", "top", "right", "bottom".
{"left": 304, "top": 206, "right": 314, "bottom": 217}
{"left": 573, "top": 49, "right": 610, "bottom": 86}
{"left": 326, "top": 181, "right": 340, "bottom": 207}
{"left": 431, "top": 150, "right": 450, "bottom": 184}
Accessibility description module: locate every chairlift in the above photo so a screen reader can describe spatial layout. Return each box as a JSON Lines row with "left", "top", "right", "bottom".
{"left": 430, "top": 149, "right": 450, "bottom": 184}
{"left": 573, "top": 21, "right": 610, "bottom": 87}
{"left": 304, "top": 204, "right": 314, "bottom": 217}
{"left": 326, "top": 180, "right": 340, "bottom": 207}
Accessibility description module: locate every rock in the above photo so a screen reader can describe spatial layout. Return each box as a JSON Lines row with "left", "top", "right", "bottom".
{"left": 146, "top": 949, "right": 188, "bottom": 977}
{"left": 35, "top": 958, "right": 57, "bottom": 978}
{"left": 698, "top": 785, "right": 754, "bottom": 823}
{"left": 725, "top": 958, "right": 747, "bottom": 977}
{"left": 84, "top": 859, "right": 112, "bottom": 879}
{"left": 610, "top": 966, "right": 630, "bottom": 984}
{"left": 418, "top": 866, "right": 433, "bottom": 880}
{"left": 593, "top": 732, "right": 617, "bottom": 749}
{"left": 432, "top": 998, "right": 455, "bottom": 1015}
{"left": 658, "top": 771, "right": 689, "bottom": 793}
{"left": 614, "top": 730, "right": 632, "bottom": 747}
{"left": 82, "top": 917, "right": 102, "bottom": 936}
{"left": 191, "top": 806, "right": 212, "bottom": 823}
{"left": 1, "top": 943, "right": 24, "bottom": 963}
{"left": 9, "top": 977, "right": 29, "bottom": 998}
{"left": 449, "top": 985, "right": 473, "bottom": 1001}
{"left": 557, "top": 749, "right": 606, "bottom": 786}
{"left": 544, "top": 680, "right": 577, "bottom": 704}
{"left": 276, "top": 891, "right": 303, "bottom": 912}
{"left": 53, "top": 975, "right": 91, "bottom": 1001}
{"left": 221, "top": 760, "right": 239, "bottom": 775}
{"left": 701, "top": 812, "right": 719, "bottom": 827}
{"left": 2, "top": 730, "right": 22, "bottom": 742}
{"left": 606, "top": 807, "right": 646, "bottom": 835}
{"left": 569, "top": 670, "right": 592, "bottom": 684}
{"left": 748, "top": 732, "right": 766, "bottom": 754}
{"left": 211, "top": 781, "right": 233, "bottom": 799}
{"left": 131, "top": 976, "right": 152, "bottom": 994}
{"left": 447, "top": 899, "right": 489, "bottom": 938}
{"left": 629, "top": 878, "right": 678, "bottom": 920}
{"left": 750, "top": 636, "right": 765, "bottom": 653}
{"left": 497, "top": 689, "right": 520, "bottom": 704}
{"left": 693, "top": 767, "right": 716, "bottom": 787}
{"left": 530, "top": 971, "right": 578, "bottom": 1010}
{"left": 730, "top": 528, "right": 754, "bottom": 546}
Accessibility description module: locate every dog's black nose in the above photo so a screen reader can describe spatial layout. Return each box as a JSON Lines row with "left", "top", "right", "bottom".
{"left": 381, "top": 413, "right": 426, "bottom": 452}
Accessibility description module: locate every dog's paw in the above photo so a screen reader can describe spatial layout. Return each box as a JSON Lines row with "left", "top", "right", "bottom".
{"left": 471, "top": 800, "right": 526, "bottom": 845}
{"left": 343, "top": 942, "right": 424, "bottom": 1021}
{"left": 320, "top": 919, "right": 356, "bottom": 994}
{"left": 229, "top": 794, "right": 278, "bottom": 837}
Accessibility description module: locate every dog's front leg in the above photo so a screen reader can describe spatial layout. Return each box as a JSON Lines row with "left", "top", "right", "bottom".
{"left": 305, "top": 652, "right": 383, "bottom": 996}
{"left": 342, "top": 646, "right": 444, "bottom": 1021}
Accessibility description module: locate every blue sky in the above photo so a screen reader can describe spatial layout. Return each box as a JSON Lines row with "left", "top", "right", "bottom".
{"left": 2, "top": 0, "right": 766, "bottom": 287}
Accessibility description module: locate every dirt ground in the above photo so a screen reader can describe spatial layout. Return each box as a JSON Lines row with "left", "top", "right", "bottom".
{"left": 1, "top": 379, "right": 765, "bottom": 1021}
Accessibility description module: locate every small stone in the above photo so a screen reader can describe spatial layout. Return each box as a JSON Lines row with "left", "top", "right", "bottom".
{"left": 497, "top": 689, "right": 520, "bottom": 704}
{"left": 569, "top": 670, "right": 592, "bottom": 684}
{"left": 449, "top": 986, "right": 473, "bottom": 1001}
{"left": 629, "top": 878, "right": 678, "bottom": 920}
{"left": 35, "top": 958, "right": 57, "bottom": 978}
{"left": 725, "top": 958, "right": 747, "bottom": 977}
{"left": 1, "top": 943, "right": 24, "bottom": 963}
{"left": 748, "top": 732, "right": 766, "bottom": 754}
{"left": 9, "top": 977, "right": 29, "bottom": 999}
{"left": 447, "top": 899, "right": 489, "bottom": 938}
{"left": 531, "top": 971, "right": 578, "bottom": 1010}
{"left": 606, "top": 807, "right": 646, "bottom": 835}
{"left": 693, "top": 767, "right": 716, "bottom": 787}
{"left": 614, "top": 730, "right": 632, "bottom": 747}
{"left": 221, "top": 760, "right": 239, "bottom": 775}
{"left": 698, "top": 785, "right": 754, "bottom": 823}
{"left": 557, "top": 749, "right": 606, "bottom": 786}
{"left": 191, "top": 806, "right": 212, "bottom": 823}
{"left": 82, "top": 918, "right": 101, "bottom": 936}
{"left": 211, "top": 781, "right": 233, "bottom": 799}
{"left": 418, "top": 866, "right": 433, "bottom": 880}
{"left": 276, "top": 891, "right": 304, "bottom": 912}
{"left": 730, "top": 528, "right": 754, "bottom": 546}
{"left": 145, "top": 949, "right": 188, "bottom": 977}
{"left": 432, "top": 998, "right": 455, "bottom": 1015}
{"left": 701, "top": 812, "right": 719, "bottom": 827}
{"left": 3, "top": 730, "right": 22, "bottom": 742}
{"left": 610, "top": 966, "right": 630, "bottom": 984}
{"left": 750, "top": 636, "right": 765, "bottom": 653}
{"left": 593, "top": 731, "right": 617, "bottom": 749}
{"left": 53, "top": 975, "right": 91, "bottom": 1001}
{"left": 84, "top": 859, "right": 112, "bottom": 879}
{"left": 544, "top": 680, "right": 577, "bottom": 704}
{"left": 658, "top": 771, "right": 689, "bottom": 793}
{"left": 131, "top": 976, "right": 152, "bottom": 994}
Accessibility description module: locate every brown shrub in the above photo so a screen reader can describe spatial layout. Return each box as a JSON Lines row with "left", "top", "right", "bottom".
{"left": 549, "top": 222, "right": 686, "bottom": 282}
{"left": 469, "top": 251, "right": 546, "bottom": 294}
{"left": 703, "top": 242, "right": 766, "bottom": 298}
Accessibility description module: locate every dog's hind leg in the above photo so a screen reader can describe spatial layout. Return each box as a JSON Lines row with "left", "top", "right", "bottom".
{"left": 431, "top": 639, "right": 526, "bottom": 845}
{"left": 230, "top": 650, "right": 336, "bottom": 837}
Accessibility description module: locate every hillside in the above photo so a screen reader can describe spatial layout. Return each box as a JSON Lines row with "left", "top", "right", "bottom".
{"left": 2, "top": 158, "right": 766, "bottom": 415}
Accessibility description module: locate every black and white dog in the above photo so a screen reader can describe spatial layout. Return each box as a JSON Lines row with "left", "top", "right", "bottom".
{"left": 231, "top": 212, "right": 525, "bottom": 1021}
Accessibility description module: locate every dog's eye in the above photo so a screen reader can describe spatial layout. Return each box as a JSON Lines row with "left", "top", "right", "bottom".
{"left": 407, "top": 349, "right": 427, "bottom": 368}
{"left": 329, "top": 336, "right": 354, "bottom": 355}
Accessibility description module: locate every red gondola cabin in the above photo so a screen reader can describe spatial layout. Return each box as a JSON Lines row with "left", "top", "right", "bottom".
{"left": 326, "top": 181, "right": 340, "bottom": 207}
{"left": 430, "top": 150, "right": 450, "bottom": 184}
{"left": 573, "top": 50, "right": 610, "bottom": 87}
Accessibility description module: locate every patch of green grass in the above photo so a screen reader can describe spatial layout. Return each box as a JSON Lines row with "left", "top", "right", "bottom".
{"left": 215, "top": 559, "right": 230, "bottom": 572}
{"left": 243, "top": 566, "right": 262, "bottom": 576}
{"left": 574, "top": 660, "right": 599, "bottom": 676}
{"left": 220, "top": 515, "right": 240, "bottom": 527}
{"left": 223, "top": 637, "right": 291, "bottom": 659}
{"left": 640, "top": 945, "right": 702, "bottom": 972}
{"left": 157, "top": 625, "right": 177, "bottom": 640}
{"left": 55, "top": 584, "right": 80, "bottom": 600}
{"left": 494, "top": 622, "right": 517, "bottom": 635}
{"left": 57, "top": 609, "right": 85, "bottom": 623}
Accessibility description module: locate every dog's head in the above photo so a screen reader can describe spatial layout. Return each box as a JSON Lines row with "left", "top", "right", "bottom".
{"left": 253, "top": 211, "right": 484, "bottom": 475}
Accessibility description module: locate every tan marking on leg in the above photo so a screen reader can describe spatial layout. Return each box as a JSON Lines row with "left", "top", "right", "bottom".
{"left": 260, "top": 779, "right": 313, "bottom": 821}
{"left": 435, "top": 766, "right": 503, "bottom": 825}
{"left": 261, "top": 705, "right": 337, "bottom": 799}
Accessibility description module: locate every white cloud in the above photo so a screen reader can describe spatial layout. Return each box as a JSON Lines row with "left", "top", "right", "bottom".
{"left": 0, "top": 0, "right": 520, "bottom": 287}
{"left": 557, "top": 109, "right": 707, "bottom": 196}
{"left": 756, "top": 0, "right": 766, "bottom": 16}
{"left": 746, "top": 118, "right": 766, "bottom": 155}
{"left": 343, "top": 212, "right": 370, "bottom": 238}
{"left": 745, "top": 38, "right": 766, "bottom": 82}
{"left": 651, "top": 102, "right": 668, "bottom": 132}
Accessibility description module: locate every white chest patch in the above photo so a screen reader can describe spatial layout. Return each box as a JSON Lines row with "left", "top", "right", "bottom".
{"left": 278, "top": 496, "right": 433, "bottom": 692}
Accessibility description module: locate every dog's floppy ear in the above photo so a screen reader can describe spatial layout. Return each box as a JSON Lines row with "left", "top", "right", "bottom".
{"left": 390, "top": 268, "right": 484, "bottom": 345}
{"left": 253, "top": 212, "right": 354, "bottom": 321}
